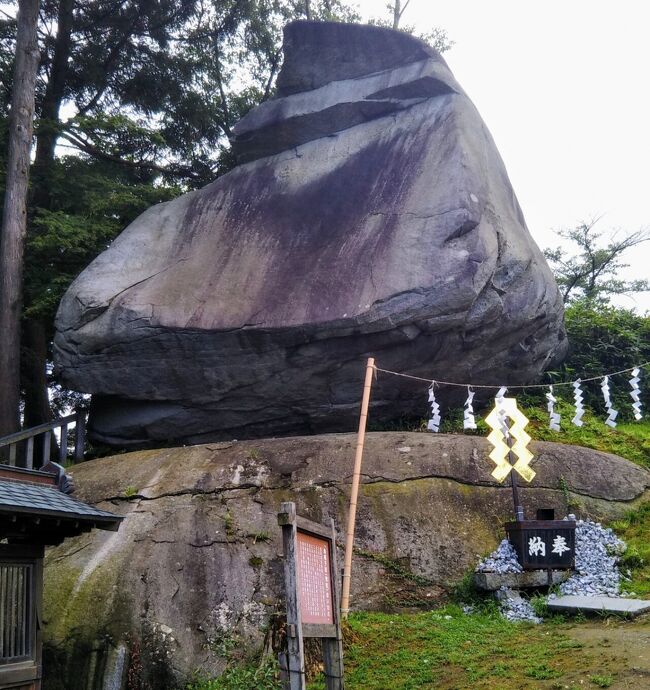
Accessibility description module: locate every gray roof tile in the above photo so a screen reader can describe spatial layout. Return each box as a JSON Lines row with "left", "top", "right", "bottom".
{"left": 0, "top": 480, "right": 122, "bottom": 525}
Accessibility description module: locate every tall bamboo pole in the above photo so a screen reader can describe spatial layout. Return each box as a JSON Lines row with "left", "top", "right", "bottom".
{"left": 341, "top": 357, "right": 375, "bottom": 618}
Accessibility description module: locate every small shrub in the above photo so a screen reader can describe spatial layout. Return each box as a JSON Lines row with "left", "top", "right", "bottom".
{"left": 186, "top": 657, "right": 280, "bottom": 690}
{"left": 247, "top": 531, "right": 271, "bottom": 544}
{"left": 223, "top": 510, "right": 235, "bottom": 536}
{"left": 529, "top": 595, "right": 548, "bottom": 618}
{"left": 619, "top": 544, "right": 644, "bottom": 569}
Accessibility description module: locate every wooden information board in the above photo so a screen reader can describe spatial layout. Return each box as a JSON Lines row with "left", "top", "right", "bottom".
{"left": 296, "top": 531, "right": 334, "bottom": 625}
{"left": 278, "top": 502, "right": 344, "bottom": 690}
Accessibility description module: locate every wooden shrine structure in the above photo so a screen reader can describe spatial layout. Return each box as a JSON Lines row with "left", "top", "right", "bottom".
{"left": 0, "top": 463, "right": 122, "bottom": 689}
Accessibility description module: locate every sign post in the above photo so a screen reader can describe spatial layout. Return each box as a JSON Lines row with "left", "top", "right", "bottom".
{"left": 278, "top": 502, "right": 344, "bottom": 690}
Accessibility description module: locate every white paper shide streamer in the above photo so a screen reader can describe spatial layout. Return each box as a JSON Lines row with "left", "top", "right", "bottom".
{"left": 629, "top": 368, "right": 643, "bottom": 421}
{"left": 463, "top": 387, "right": 477, "bottom": 430}
{"left": 572, "top": 379, "right": 585, "bottom": 427}
{"left": 546, "top": 385, "right": 561, "bottom": 431}
{"left": 600, "top": 375, "right": 618, "bottom": 428}
{"left": 495, "top": 386, "right": 509, "bottom": 436}
{"left": 427, "top": 385, "right": 441, "bottom": 432}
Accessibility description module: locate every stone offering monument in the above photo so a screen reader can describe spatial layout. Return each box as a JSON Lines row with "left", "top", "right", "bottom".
{"left": 54, "top": 21, "right": 566, "bottom": 446}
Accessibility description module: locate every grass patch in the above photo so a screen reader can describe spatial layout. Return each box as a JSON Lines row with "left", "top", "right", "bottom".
{"left": 307, "top": 608, "right": 608, "bottom": 689}
{"left": 526, "top": 401, "right": 650, "bottom": 467}
{"left": 425, "top": 398, "right": 650, "bottom": 467}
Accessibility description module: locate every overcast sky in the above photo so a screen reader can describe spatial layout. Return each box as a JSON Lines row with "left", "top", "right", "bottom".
{"left": 356, "top": 0, "right": 650, "bottom": 312}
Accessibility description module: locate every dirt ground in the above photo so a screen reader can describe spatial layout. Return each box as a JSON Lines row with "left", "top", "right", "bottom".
{"left": 561, "top": 615, "right": 650, "bottom": 689}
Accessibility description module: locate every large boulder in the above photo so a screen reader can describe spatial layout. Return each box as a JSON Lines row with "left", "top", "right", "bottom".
{"left": 42, "top": 433, "right": 650, "bottom": 687}
{"left": 54, "top": 21, "right": 566, "bottom": 446}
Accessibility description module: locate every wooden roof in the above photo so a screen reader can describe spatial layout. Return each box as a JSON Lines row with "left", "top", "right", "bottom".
{"left": 0, "top": 465, "right": 122, "bottom": 546}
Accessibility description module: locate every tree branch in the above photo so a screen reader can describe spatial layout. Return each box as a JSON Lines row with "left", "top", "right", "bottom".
{"left": 59, "top": 130, "right": 200, "bottom": 180}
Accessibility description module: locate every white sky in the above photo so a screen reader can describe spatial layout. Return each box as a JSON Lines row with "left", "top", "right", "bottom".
{"left": 356, "top": 0, "right": 650, "bottom": 313}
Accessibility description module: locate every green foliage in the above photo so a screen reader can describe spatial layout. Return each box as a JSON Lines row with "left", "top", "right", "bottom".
{"left": 590, "top": 674, "right": 614, "bottom": 688}
{"left": 223, "top": 510, "right": 235, "bottom": 537}
{"left": 529, "top": 594, "right": 549, "bottom": 618}
{"left": 451, "top": 572, "right": 499, "bottom": 615}
{"left": 247, "top": 531, "right": 271, "bottom": 544}
{"left": 186, "top": 657, "right": 280, "bottom": 690}
{"left": 2, "top": 1, "right": 366, "bottom": 189}
{"left": 24, "top": 155, "right": 179, "bottom": 324}
{"left": 367, "top": 17, "right": 454, "bottom": 53}
{"left": 557, "top": 300, "right": 650, "bottom": 415}
{"left": 544, "top": 221, "right": 650, "bottom": 304}
{"left": 609, "top": 502, "right": 650, "bottom": 597}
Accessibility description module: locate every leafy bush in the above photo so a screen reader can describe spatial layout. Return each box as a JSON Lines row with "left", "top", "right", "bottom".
{"left": 556, "top": 301, "right": 650, "bottom": 417}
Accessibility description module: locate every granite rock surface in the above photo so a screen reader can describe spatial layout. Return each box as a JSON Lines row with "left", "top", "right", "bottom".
{"left": 43, "top": 433, "right": 650, "bottom": 685}
{"left": 54, "top": 21, "right": 566, "bottom": 446}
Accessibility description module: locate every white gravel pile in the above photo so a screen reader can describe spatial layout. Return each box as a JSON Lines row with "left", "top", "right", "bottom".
{"left": 496, "top": 586, "right": 542, "bottom": 624}
{"left": 475, "top": 539, "right": 523, "bottom": 574}
{"left": 470, "top": 518, "right": 628, "bottom": 623}
{"left": 553, "top": 519, "right": 626, "bottom": 598}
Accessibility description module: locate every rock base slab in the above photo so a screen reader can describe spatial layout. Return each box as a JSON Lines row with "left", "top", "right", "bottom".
{"left": 547, "top": 595, "right": 650, "bottom": 617}
{"left": 474, "top": 570, "right": 571, "bottom": 591}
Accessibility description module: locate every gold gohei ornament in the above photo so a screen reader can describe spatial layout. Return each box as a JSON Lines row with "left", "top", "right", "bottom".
{"left": 485, "top": 397, "right": 535, "bottom": 483}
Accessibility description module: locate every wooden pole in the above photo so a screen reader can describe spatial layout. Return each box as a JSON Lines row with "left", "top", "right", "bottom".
{"left": 341, "top": 357, "right": 375, "bottom": 618}
{"left": 504, "top": 419, "right": 524, "bottom": 521}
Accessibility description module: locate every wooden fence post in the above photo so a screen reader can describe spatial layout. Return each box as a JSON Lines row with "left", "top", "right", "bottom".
{"left": 278, "top": 502, "right": 306, "bottom": 690}
{"left": 322, "top": 518, "right": 344, "bottom": 689}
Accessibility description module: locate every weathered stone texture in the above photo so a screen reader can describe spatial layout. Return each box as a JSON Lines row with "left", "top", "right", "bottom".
{"left": 54, "top": 21, "right": 566, "bottom": 446}
{"left": 43, "top": 433, "right": 650, "bottom": 686}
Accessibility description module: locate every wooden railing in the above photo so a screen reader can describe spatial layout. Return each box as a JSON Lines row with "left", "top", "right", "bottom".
{"left": 0, "top": 411, "right": 86, "bottom": 469}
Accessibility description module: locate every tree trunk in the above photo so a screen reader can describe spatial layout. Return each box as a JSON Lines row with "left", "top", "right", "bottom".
{"left": 22, "top": 320, "right": 53, "bottom": 428}
{"left": 392, "top": 0, "right": 401, "bottom": 29}
{"left": 392, "top": 0, "right": 410, "bottom": 29}
{"left": 0, "top": 0, "right": 40, "bottom": 436}
{"left": 21, "top": 319, "right": 59, "bottom": 460}
{"left": 30, "top": 0, "right": 74, "bottom": 209}
{"left": 23, "top": 0, "right": 74, "bottom": 428}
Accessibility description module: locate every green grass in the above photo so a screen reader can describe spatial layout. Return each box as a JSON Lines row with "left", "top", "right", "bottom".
{"left": 525, "top": 400, "right": 650, "bottom": 467}
{"left": 435, "top": 399, "right": 650, "bottom": 467}
{"left": 306, "top": 608, "right": 610, "bottom": 690}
